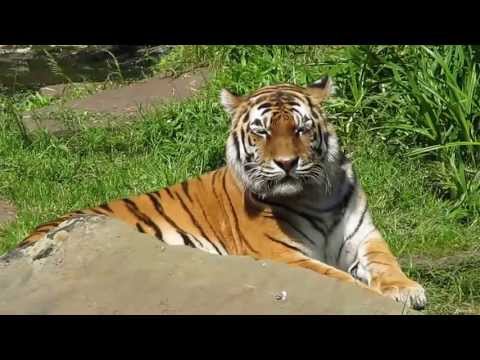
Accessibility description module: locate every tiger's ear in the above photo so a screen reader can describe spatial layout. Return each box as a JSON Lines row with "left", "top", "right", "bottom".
{"left": 305, "top": 76, "right": 334, "bottom": 105}
{"left": 220, "top": 88, "right": 243, "bottom": 114}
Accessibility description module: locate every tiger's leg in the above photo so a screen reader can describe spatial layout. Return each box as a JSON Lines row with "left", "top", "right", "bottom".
{"left": 353, "top": 230, "right": 427, "bottom": 310}
{"left": 283, "top": 255, "right": 382, "bottom": 295}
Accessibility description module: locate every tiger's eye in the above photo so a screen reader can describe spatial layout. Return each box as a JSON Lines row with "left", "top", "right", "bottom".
{"left": 251, "top": 118, "right": 263, "bottom": 127}
{"left": 297, "top": 120, "right": 313, "bottom": 135}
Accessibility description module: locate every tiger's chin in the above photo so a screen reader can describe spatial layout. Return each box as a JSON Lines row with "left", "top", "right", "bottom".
{"left": 268, "top": 179, "right": 304, "bottom": 198}
{"left": 249, "top": 177, "right": 305, "bottom": 199}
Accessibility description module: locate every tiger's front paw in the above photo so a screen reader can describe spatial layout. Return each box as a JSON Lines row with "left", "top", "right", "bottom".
{"left": 377, "top": 277, "right": 427, "bottom": 311}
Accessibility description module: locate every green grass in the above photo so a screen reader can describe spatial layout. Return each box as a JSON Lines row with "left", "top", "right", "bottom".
{"left": 329, "top": 46, "right": 480, "bottom": 222}
{"left": 1, "top": 45, "right": 479, "bottom": 314}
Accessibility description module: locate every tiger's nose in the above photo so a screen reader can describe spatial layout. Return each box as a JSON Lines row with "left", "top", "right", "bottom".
{"left": 274, "top": 157, "right": 299, "bottom": 173}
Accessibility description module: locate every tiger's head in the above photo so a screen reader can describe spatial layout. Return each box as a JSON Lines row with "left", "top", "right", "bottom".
{"left": 221, "top": 77, "right": 343, "bottom": 199}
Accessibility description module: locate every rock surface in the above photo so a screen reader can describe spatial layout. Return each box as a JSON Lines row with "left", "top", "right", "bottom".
{"left": 0, "top": 216, "right": 418, "bottom": 315}
{"left": 22, "top": 68, "right": 210, "bottom": 135}
{"left": 39, "top": 82, "right": 104, "bottom": 98}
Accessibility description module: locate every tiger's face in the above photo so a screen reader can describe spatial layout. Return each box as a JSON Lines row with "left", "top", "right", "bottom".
{"left": 222, "top": 77, "right": 340, "bottom": 198}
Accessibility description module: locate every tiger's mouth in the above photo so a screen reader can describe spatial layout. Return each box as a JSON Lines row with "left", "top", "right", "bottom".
{"left": 239, "top": 160, "right": 321, "bottom": 199}
{"left": 253, "top": 160, "right": 329, "bottom": 198}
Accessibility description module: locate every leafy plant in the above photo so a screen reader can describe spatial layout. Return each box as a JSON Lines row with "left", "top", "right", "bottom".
{"left": 337, "top": 45, "right": 480, "bottom": 221}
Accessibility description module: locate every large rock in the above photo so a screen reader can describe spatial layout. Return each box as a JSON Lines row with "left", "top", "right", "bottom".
{"left": 0, "top": 216, "right": 418, "bottom": 315}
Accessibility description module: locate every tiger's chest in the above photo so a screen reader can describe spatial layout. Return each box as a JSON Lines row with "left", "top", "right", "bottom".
{"left": 241, "top": 205, "right": 347, "bottom": 265}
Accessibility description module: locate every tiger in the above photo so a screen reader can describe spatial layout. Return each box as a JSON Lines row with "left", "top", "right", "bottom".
{"left": 19, "top": 76, "right": 427, "bottom": 310}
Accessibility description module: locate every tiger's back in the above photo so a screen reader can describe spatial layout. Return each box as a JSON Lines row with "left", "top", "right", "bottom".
{"left": 21, "top": 166, "right": 339, "bottom": 261}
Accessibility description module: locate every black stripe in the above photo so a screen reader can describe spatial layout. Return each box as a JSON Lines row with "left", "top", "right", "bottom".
{"left": 175, "top": 191, "right": 212, "bottom": 243}
{"left": 234, "top": 108, "right": 249, "bottom": 126}
{"left": 253, "top": 95, "right": 270, "bottom": 105}
{"left": 255, "top": 197, "right": 328, "bottom": 237}
{"left": 39, "top": 216, "right": 69, "bottom": 227}
{"left": 222, "top": 171, "right": 258, "bottom": 255}
{"left": 147, "top": 192, "right": 199, "bottom": 247}
{"left": 99, "top": 203, "right": 113, "bottom": 213}
{"left": 146, "top": 192, "right": 163, "bottom": 213}
{"left": 147, "top": 193, "right": 175, "bottom": 230}
{"left": 239, "top": 127, "right": 250, "bottom": 160}
{"left": 181, "top": 181, "right": 193, "bottom": 202}
{"left": 257, "top": 102, "right": 272, "bottom": 109}
{"left": 286, "top": 101, "right": 300, "bottom": 107}
{"left": 252, "top": 86, "right": 301, "bottom": 98}
{"left": 188, "top": 234, "right": 204, "bottom": 248}
{"left": 210, "top": 171, "right": 226, "bottom": 218}
{"left": 123, "top": 198, "right": 163, "bottom": 241}
{"left": 232, "top": 133, "right": 241, "bottom": 162}
{"left": 282, "top": 93, "right": 297, "bottom": 102}
{"left": 366, "top": 260, "right": 391, "bottom": 268}
{"left": 211, "top": 170, "right": 218, "bottom": 190}
{"left": 136, "top": 223, "right": 146, "bottom": 233}
{"left": 291, "top": 107, "right": 302, "bottom": 116}
{"left": 240, "top": 110, "right": 250, "bottom": 124}
{"left": 336, "top": 204, "right": 368, "bottom": 263}
{"left": 312, "top": 108, "right": 323, "bottom": 120}
{"left": 164, "top": 188, "right": 175, "bottom": 199}
{"left": 363, "top": 250, "right": 388, "bottom": 258}
{"left": 263, "top": 214, "right": 315, "bottom": 245}
{"left": 173, "top": 191, "right": 223, "bottom": 254}
{"left": 37, "top": 220, "right": 62, "bottom": 227}
{"left": 36, "top": 222, "right": 60, "bottom": 230}
{"left": 264, "top": 234, "right": 308, "bottom": 256}
{"left": 336, "top": 239, "right": 348, "bottom": 265}
{"left": 345, "top": 204, "right": 368, "bottom": 243}
{"left": 91, "top": 208, "right": 107, "bottom": 215}
{"left": 261, "top": 108, "right": 272, "bottom": 116}
{"left": 194, "top": 194, "right": 226, "bottom": 254}
{"left": 324, "top": 131, "right": 330, "bottom": 149}
{"left": 34, "top": 229, "right": 50, "bottom": 234}
{"left": 316, "top": 124, "right": 323, "bottom": 146}
{"left": 179, "top": 232, "right": 195, "bottom": 248}
{"left": 203, "top": 238, "right": 222, "bottom": 254}
{"left": 211, "top": 169, "right": 239, "bottom": 254}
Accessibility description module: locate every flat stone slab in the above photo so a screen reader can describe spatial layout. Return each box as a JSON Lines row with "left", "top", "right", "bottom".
{"left": 22, "top": 68, "right": 210, "bottom": 135}
{"left": 0, "top": 200, "right": 16, "bottom": 227}
{"left": 39, "top": 82, "right": 105, "bottom": 98}
{"left": 0, "top": 216, "right": 418, "bottom": 315}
